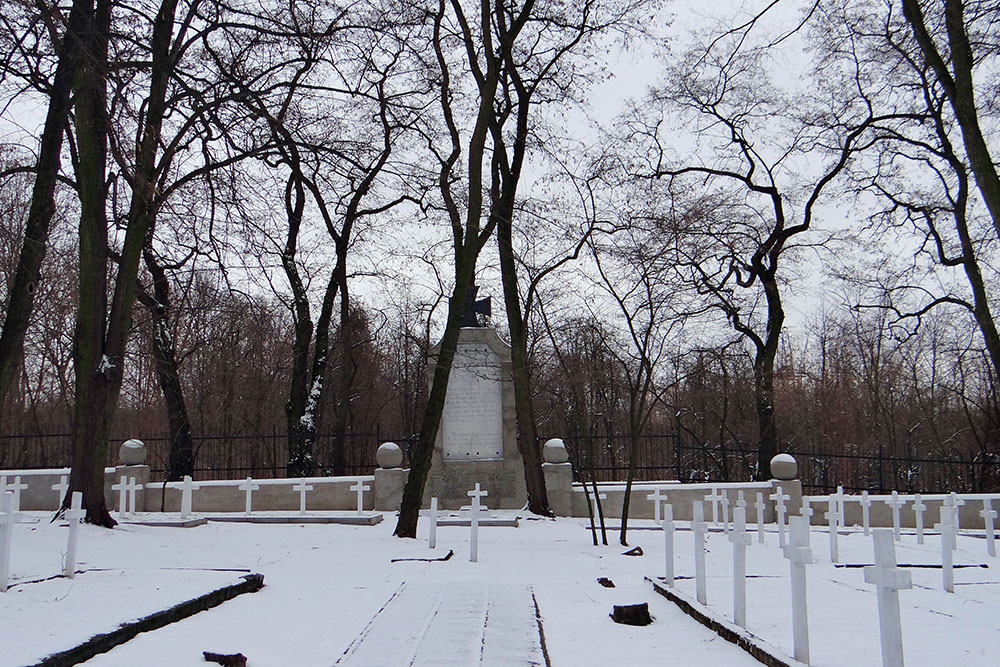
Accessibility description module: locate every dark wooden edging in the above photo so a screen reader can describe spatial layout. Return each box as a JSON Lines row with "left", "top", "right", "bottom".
{"left": 35, "top": 573, "right": 265, "bottom": 667}
{"left": 645, "top": 577, "right": 805, "bottom": 667}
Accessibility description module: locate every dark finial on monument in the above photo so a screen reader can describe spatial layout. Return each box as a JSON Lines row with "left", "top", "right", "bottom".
{"left": 460, "top": 285, "right": 492, "bottom": 327}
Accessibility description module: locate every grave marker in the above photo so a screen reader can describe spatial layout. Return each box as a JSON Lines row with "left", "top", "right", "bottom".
{"left": 0, "top": 491, "right": 16, "bottom": 592}
{"left": 239, "top": 477, "right": 259, "bottom": 515}
{"left": 111, "top": 476, "right": 128, "bottom": 516}
{"left": 646, "top": 488, "right": 666, "bottom": 523}
{"left": 52, "top": 475, "right": 69, "bottom": 506}
{"left": 468, "top": 483, "right": 488, "bottom": 563}
{"left": 293, "top": 480, "right": 314, "bottom": 515}
{"left": 944, "top": 492, "right": 965, "bottom": 527}
{"left": 860, "top": 491, "right": 872, "bottom": 536}
{"left": 912, "top": 494, "right": 926, "bottom": 545}
{"left": 2, "top": 476, "right": 27, "bottom": 513}
{"left": 754, "top": 492, "right": 766, "bottom": 543}
{"left": 934, "top": 505, "right": 957, "bottom": 593}
{"left": 782, "top": 516, "right": 813, "bottom": 664}
{"left": 863, "top": 529, "right": 912, "bottom": 667}
{"left": 351, "top": 480, "right": 371, "bottom": 516}
{"left": 428, "top": 497, "right": 440, "bottom": 549}
{"left": 662, "top": 503, "right": 676, "bottom": 586}
{"left": 729, "top": 506, "right": 752, "bottom": 628}
{"left": 980, "top": 498, "right": 997, "bottom": 558}
{"left": 704, "top": 487, "right": 723, "bottom": 525}
{"left": 692, "top": 501, "right": 708, "bottom": 605}
{"left": 126, "top": 477, "right": 142, "bottom": 518}
{"left": 771, "top": 486, "right": 790, "bottom": 547}
{"left": 887, "top": 491, "right": 906, "bottom": 542}
{"left": 800, "top": 497, "right": 813, "bottom": 547}
{"left": 179, "top": 476, "right": 200, "bottom": 518}
{"left": 826, "top": 487, "right": 844, "bottom": 563}
{"left": 721, "top": 493, "right": 731, "bottom": 535}
{"left": 64, "top": 492, "right": 84, "bottom": 578}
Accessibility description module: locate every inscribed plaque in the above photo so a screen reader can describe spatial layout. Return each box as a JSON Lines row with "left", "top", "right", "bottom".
{"left": 442, "top": 343, "right": 503, "bottom": 460}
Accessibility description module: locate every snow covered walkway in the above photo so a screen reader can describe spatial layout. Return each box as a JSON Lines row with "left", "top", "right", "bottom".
{"left": 337, "top": 582, "right": 547, "bottom": 666}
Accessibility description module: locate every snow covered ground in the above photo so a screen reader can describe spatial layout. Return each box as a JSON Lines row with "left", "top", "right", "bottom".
{"left": 2, "top": 511, "right": 998, "bottom": 666}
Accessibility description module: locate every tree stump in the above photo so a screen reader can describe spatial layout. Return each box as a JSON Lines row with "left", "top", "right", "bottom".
{"left": 203, "top": 651, "right": 247, "bottom": 666}
{"left": 610, "top": 603, "right": 653, "bottom": 626}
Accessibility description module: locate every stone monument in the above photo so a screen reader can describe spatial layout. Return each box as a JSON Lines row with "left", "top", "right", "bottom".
{"left": 425, "top": 288, "right": 526, "bottom": 509}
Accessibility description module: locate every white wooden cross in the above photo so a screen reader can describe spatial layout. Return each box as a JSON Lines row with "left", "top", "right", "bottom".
{"left": 52, "top": 475, "right": 69, "bottom": 506}
{"left": 860, "top": 490, "right": 873, "bottom": 536}
{"left": 980, "top": 498, "right": 997, "bottom": 558}
{"left": 737, "top": 490, "right": 746, "bottom": 510}
{"left": 662, "top": 503, "right": 676, "bottom": 586}
{"left": 2, "top": 476, "right": 27, "bottom": 513}
{"left": 721, "top": 493, "right": 731, "bottom": 535}
{"left": 0, "top": 491, "right": 17, "bottom": 592}
{"left": 770, "top": 486, "right": 790, "bottom": 548}
{"left": 351, "top": 480, "right": 371, "bottom": 516}
{"left": 799, "top": 497, "right": 814, "bottom": 548}
{"left": 944, "top": 492, "right": 965, "bottom": 527}
{"left": 126, "top": 477, "right": 143, "bottom": 518}
{"left": 293, "top": 480, "right": 314, "bottom": 516}
{"left": 705, "top": 487, "right": 723, "bottom": 525}
{"left": 646, "top": 488, "right": 667, "bottom": 523}
{"left": 427, "top": 497, "right": 440, "bottom": 549}
{"left": 239, "top": 477, "right": 259, "bottom": 515}
{"left": 692, "top": 500, "right": 708, "bottom": 605}
{"left": 912, "top": 494, "right": 926, "bottom": 545}
{"left": 468, "top": 483, "right": 488, "bottom": 563}
{"left": 111, "top": 475, "right": 128, "bottom": 516}
{"left": 179, "top": 475, "right": 200, "bottom": 518}
{"left": 64, "top": 491, "right": 84, "bottom": 579}
{"left": 864, "top": 529, "right": 912, "bottom": 667}
{"left": 783, "top": 515, "right": 813, "bottom": 665}
{"left": 754, "top": 491, "right": 766, "bottom": 543}
{"left": 886, "top": 491, "right": 906, "bottom": 542}
{"left": 934, "top": 505, "right": 957, "bottom": 593}
{"left": 729, "top": 506, "right": 752, "bottom": 628}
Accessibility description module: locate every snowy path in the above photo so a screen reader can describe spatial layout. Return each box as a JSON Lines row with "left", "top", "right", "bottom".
{"left": 337, "top": 582, "right": 546, "bottom": 666}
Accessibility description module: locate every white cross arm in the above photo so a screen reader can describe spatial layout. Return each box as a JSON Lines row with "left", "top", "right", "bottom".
{"left": 864, "top": 566, "right": 912, "bottom": 592}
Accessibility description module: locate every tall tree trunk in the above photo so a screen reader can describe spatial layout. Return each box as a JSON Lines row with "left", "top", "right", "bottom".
{"left": 497, "top": 212, "right": 550, "bottom": 515}
{"left": 328, "top": 250, "right": 352, "bottom": 476}
{"left": 0, "top": 0, "right": 88, "bottom": 415}
{"left": 753, "top": 274, "right": 783, "bottom": 481}
{"left": 137, "top": 253, "right": 194, "bottom": 481}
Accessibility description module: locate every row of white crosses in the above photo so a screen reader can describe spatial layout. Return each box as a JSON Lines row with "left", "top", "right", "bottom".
{"left": 1, "top": 489, "right": 84, "bottom": 593}
{"left": 234, "top": 477, "right": 371, "bottom": 516}
{"left": 111, "top": 475, "right": 144, "bottom": 519}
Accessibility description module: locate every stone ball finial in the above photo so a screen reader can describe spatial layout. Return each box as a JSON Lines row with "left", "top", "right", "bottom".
{"left": 377, "top": 442, "right": 404, "bottom": 469}
{"left": 542, "top": 438, "right": 570, "bottom": 464}
{"left": 119, "top": 439, "right": 147, "bottom": 466}
{"left": 770, "top": 453, "right": 797, "bottom": 480}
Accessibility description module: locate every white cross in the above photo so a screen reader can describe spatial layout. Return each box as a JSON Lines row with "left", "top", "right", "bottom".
{"left": 729, "top": 506, "right": 752, "bottom": 628}
{"left": 737, "top": 490, "right": 746, "bottom": 510}
{"left": 179, "top": 475, "right": 200, "bottom": 518}
{"left": 692, "top": 500, "right": 708, "bottom": 605}
{"left": 825, "top": 492, "right": 841, "bottom": 563}
{"left": 860, "top": 491, "right": 873, "bottom": 536}
{"left": 754, "top": 491, "right": 766, "bottom": 543}
{"left": 0, "top": 491, "right": 18, "bottom": 592}
{"left": 863, "top": 529, "right": 912, "bottom": 667}
{"left": 770, "top": 486, "right": 790, "bottom": 548}
{"left": 934, "top": 505, "right": 957, "bottom": 593}
{"left": 126, "top": 477, "right": 143, "bottom": 518}
{"left": 468, "top": 483, "right": 488, "bottom": 563}
{"left": 52, "top": 475, "right": 69, "bottom": 506}
{"left": 351, "top": 480, "right": 371, "bottom": 516}
{"left": 111, "top": 476, "right": 128, "bottom": 516}
{"left": 886, "top": 491, "right": 907, "bottom": 542}
{"left": 721, "top": 493, "right": 731, "bottom": 535}
{"left": 800, "top": 497, "right": 814, "bottom": 548}
{"left": 662, "top": 503, "right": 676, "bottom": 586}
{"left": 705, "top": 487, "right": 723, "bottom": 524}
{"left": 1, "top": 476, "right": 27, "bottom": 513}
{"left": 944, "top": 492, "right": 965, "bottom": 527}
{"left": 646, "top": 488, "right": 666, "bottom": 523}
{"left": 293, "top": 480, "right": 314, "bottom": 515}
{"left": 980, "top": 498, "right": 997, "bottom": 558}
{"left": 782, "top": 516, "right": 813, "bottom": 664}
{"left": 427, "top": 497, "right": 440, "bottom": 549}
{"left": 238, "top": 477, "right": 259, "bottom": 515}
{"left": 912, "top": 494, "right": 926, "bottom": 545}
{"left": 64, "top": 491, "right": 84, "bottom": 578}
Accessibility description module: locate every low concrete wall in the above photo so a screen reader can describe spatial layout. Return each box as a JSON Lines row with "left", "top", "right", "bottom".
{"left": 570, "top": 480, "right": 802, "bottom": 521}
{"left": 143, "top": 476, "right": 376, "bottom": 513}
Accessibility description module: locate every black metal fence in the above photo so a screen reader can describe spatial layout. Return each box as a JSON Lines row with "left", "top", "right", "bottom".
{"left": 3, "top": 429, "right": 998, "bottom": 493}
